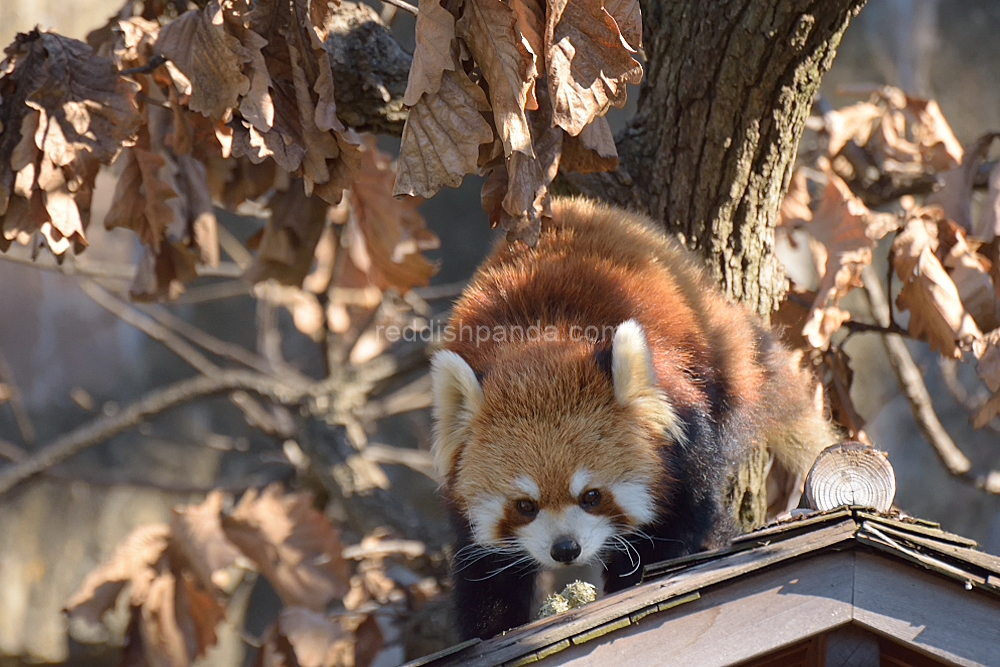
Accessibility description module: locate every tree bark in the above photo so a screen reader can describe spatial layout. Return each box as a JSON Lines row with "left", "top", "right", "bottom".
{"left": 570, "top": 0, "right": 866, "bottom": 320}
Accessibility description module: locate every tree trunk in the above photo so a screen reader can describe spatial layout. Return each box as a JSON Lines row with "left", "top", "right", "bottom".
{"left": 572, "top": 0, "right": 866, "bottom": 320}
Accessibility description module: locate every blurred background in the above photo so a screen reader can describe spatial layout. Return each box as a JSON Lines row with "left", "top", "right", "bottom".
{"left": 0, "top": 0, "right": 999, "bottom": 664}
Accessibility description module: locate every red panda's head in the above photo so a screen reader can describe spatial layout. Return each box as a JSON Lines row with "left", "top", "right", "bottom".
{"left": 431, "top": 320, "right": 685, "bottom": 569}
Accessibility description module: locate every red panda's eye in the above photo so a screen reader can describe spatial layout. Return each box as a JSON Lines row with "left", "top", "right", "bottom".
{"left": 516, "top": 499, "right": 538, "bottom": 517}
{"left": 580, "top": 489, "right": 602, "bottom": 509}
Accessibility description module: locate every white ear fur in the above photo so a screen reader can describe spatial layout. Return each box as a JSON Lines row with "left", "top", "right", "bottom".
{"left": 430, "top": 351, "right": 484, "bottom": 477}
{"left": 611, "top": 320, "right": 657, "bottom": 405}
{"left": 611, "top": 320, "right": 687, "bottom": 445}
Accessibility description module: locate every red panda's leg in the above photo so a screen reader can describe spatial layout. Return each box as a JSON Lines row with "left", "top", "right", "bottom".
{"left": 450, "top": 511, "right": 539, "bottom": 639}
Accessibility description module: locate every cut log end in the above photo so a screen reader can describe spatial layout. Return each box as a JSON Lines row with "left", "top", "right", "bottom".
{"left": 803, "top": 441, "right": 897, "bottom": 513}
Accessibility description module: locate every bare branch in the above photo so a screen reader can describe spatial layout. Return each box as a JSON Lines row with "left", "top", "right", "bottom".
{"left": 0, "top": 251, "right": 244, "bottom": 280}
{"left": 377, "top": 0, "right": 418, "bottom": 16}
{"left": 362, "top": 443, "right": 438, "bottom": 482}
{"left": 140, "top": 304, "right": 292, "bottom": 378}
{"left": 81, "top": 280, "right": 219, "bottom": 375}
{"left": 175, "top": 281, "right": 251, "bottom": 305}
{"left": 0, "top": 438, "right": 28, "bottom": 463}
{"left": 0, "top": 348, "right": 35, "bottom": 444}
{"left": 0, "top": 370, "right": 310, "bottom": 496}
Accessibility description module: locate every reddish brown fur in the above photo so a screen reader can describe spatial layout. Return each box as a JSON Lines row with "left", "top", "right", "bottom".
{"left": 437, "top": 197, "right": 838, "bottom": 640}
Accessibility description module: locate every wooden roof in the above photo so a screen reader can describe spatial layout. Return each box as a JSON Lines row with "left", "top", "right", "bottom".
{"left": 406, "top": 507, "right": 1000, "bottom": 667}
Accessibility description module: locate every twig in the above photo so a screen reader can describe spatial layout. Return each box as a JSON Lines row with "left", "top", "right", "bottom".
{"left": 175, "top": 281, "right": 252, "bottom": 305}
{"left": 362, "top": 443, "right": 438, "bottom": 482}
{"left": 412, "top": 281, "right": 468, "bottom": 301}
{"left": 840, "top": 320, "right": 910, "bottom": 338}
{"left": 0, "top": 370, "right": 309, "bottom": 496}
{"left": 81, "top": 280, "right": 218, "bottom": 375}
{"left": 0, "top": 252, "right": 244, "bottom": 280}
{"left": 83, "top": 281, "right": 300, "bottom": 437}
{"left": 861, "top": 266, "right": 973, "bottom": 477}
{"left": 39, "top": 466, "right": 293, "bottom": 495}
{"left": 0, "top": 348, "right": 35, "bottom": 444}
{"left": 216, "top": 224, "right": 254, "bottom": 270}
{"left": 342, "top": 537, "right": 426, "bottom": 560}
{"left": 378, "top": 0, "right": 418, "bottom": 16}
{"left": 0, "top": 438, "right": 28, "bottom": 463}
{"left": 120, "top": 54, "right": 168, "bottom": 77}
{"left": 140, "top": 304, "right": 290, "bottom": 378}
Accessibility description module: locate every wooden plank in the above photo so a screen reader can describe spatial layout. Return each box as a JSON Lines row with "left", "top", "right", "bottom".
{"left": 824, "top": 625, "right": 880, "bottom": 666}
{"left": 860, "top": 520, "right": 1000, "bottom": 577}
{"left": 428, "top": 520, "right": 859, "bottom": 667}
{"left": 730, "top": 508, "right": 853, "bottom": 545}
{"left": 852, "top": 552, "right": 1000, "bottom": 667}
{"left": 855, "top": 511, "right": 978, "bottom": 547}
{"left": 538, "top": 553, "right": 855, "bottom": 667}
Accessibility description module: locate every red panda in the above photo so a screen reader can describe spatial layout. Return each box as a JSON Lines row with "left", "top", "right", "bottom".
{"left": 431, "top": 197, "right": 837, "bottom": 640}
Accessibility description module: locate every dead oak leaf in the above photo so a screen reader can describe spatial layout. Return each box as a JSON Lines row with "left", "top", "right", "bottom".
{"left": 0, "top": 30, "right": 141, "bottom": 254}
{"left": 104, "top": 146, "right": 178, "bottom": 251}
{"left": 129, "top": 239, "right": 200, "bottom": 302}
{"left": 154, "top": 1, "right": 252, "bottom": 119}
{"left": 927, "top": 133, "right": 1000, "bottom": 234}
{"left": 65, "top": 523, "right": 170, "bottom": 626}
{"left": 799, "top": 163, "right": 890, "bottom": 349}
{"left": 221, "top": 484, "right": 350, "bottom": 611}
{"left": 823, "top": 101, "right": 884, "bottom": 158}
{"left": 350, "top": 141, "right": 439, "bottom": 292}
{"left": 893, "top": 215, "right": 983, "bottom": 359}
{"left": 457, "top": 0, "right": 535, "bottom": 156}
{"left": 403, "top": 0, "right": 456, "bottom": 106}
{"left": 245, "top": 178, "right": 331, "bottom": 286}
{"left": 561, "top": 115, "right": 618, "bottom": 173}
{"left": 546, "top": 0, "right": 642, "bottom": 137}
{"left": 511, "top": 0, "right": 546, "bottom": 74}
{"left": 255, "top": 608, "right": 358, "bottom": 667}
{"left": 779, "top": 168, "right": 813, "bottom": 227}
{"left": 603, "top": 0, "right": 642, "bottom": 49}
{"left": 170, "top": 491, "right": 244, "bottom": 595}
{"left": 394, "top": 68, "right": 494, "bottom": 198}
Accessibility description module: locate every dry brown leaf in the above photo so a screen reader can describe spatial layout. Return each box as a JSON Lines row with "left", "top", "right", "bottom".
{"left": 173, "top": 154, "right": 221, "bottom": 266}
{"left": 351, "top": 142, "right": 439, "bottom": 291}
{"left": 800, "top": 164, "right": 877, "bottom": 349}
{"left": 154, "top": 1, "right": 252, "bottom": 119}
{"left": 0, "top": 30, "right": 141, "bottom": 254}
{"left": 239, "top": 29, "right": 277, "bottom": 132}
{"left": 779, "top": 168, "right": 813, "bottom": 226}
{"left": 137, "top": 567, "right": 225, "bottom": 667}
{"left": 603, "top": 0, "right": 642, "bottom": 49}
{"left": 65, "top": 523, "right": 170, "bottom": 626}
{"left": 403, "top": 0, "right": 456, "bottom": 106}
{"left": 976, "top": 161, "right": 1000, "bottom": 243}
{"left": 511, "top": 0, "right": 546, "bottom": 72}
{"left": 170, "top": 491, "right": 243, "bottom": 595}
{"left": 222, "top": 484, "right": 350, "bottom": 611}
{"left": 457, "top": 0, "right": 535, "bottom": 156}
{"left": 546, "top": 0, "right": 642, "bottom": 137}
{"left": 937, "top": 218, "right": 1000, "bottom": 332}
{"left": 893, "top": 214, "right": 983, "bottom": 359}
{"left": 129, "top": 239, "right": 200, "bottom": 302}
{"left": 394, "top": 68, "right": 494, "bottom": 198}
{"left": 561, "top": 115, "right": 619, "bottom": 173}
{"left": 245, "top": 179, "right": 331, "bottom": 286}
{"left": 927, "top": 133, "right": 1000, "bottom": 233}
{"left": 104, "top": 146, "right": 178, "bottom": 250}
{"left": 975, "top": 331, "right": 1000, "bottom": 393}
{"left": 823, "top": 101, "right": 884, "bottom": 157}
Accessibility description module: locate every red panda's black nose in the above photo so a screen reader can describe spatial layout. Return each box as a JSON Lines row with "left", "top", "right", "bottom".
{"left": 551, "top": 537, "right": 581, "bottom": 563}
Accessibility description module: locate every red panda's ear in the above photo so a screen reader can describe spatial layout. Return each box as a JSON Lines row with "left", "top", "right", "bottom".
{"left": 611, "top": 320, "right": 656, "bottom": 405}
{"left": 430, "top": 351, "right": 484, "bottom": 477}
